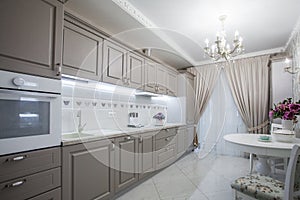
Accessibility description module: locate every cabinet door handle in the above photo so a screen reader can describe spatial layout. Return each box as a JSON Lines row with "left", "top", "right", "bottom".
{"left": 111, "top": 142, "right": 115, "bottom": 151}
{"left": 125, "top": 136, "right": 131, "bottom": 140}
{"left": 139, "top": 137, "right": 143, "bottom": 143}
{"left": 5, "top": 180, "right": 26, "bottom": 188}
{"left": 165, "top": 129, "right": 169, "bottom": 132}
{"left": 165, "top": 137, "right": 170, "bottom": 141}
{"left": 6, "top": 155, "right": 27, "bottom": 162}
{"left": 56, "top": 63, "right": 61, "bottom": 76}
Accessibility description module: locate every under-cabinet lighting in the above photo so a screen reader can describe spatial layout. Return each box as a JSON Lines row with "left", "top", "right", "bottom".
{"left": 19, "top": 113, "right": 39, "bottom": 118}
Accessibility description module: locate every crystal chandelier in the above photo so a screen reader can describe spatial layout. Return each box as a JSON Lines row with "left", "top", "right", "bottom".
{"left": 203, "top": 15, "right": 244, "bottom": 61}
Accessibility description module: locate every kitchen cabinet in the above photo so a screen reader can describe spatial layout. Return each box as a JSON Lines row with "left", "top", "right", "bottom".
{"left": 144, "top": 60, "right": 157, "bottom": 93}
{"left": 62, "top": 140, "right": 114, "bottom": 200}
{"left": 126, "top": 52, "right": 144, "bottom": 89}
{"left": 166, "top": 69, "right": 178, "bottom": 96}
{"left": 114, "top": 135, "right": 139, "bottom": 193}
{"left": 62, "top": 20, "right": 103, "bottom": 81}
{"left": 145, "top": 61, "right": 167, "bottom": 94}
{"left": 176, "top": 127, "right": 186, "bottom": 158}
{"left": 186, "top": 125, "right": 195, "bottom": 151}
{"left": 186, "top": 73, "right": 195, "bottom": 124}
{"left": 0, "top": 0, "right": 63, "bottom": 79}
{"left": 138, "top": 132, "right": 156, "bottom": 180}
{"left": 102, "top": 40, "right": 127, "bottom": 86}
{"left": 155, "top": 128, "right": 177, "bottom": 170}
{"left": 0, "top": 147, "right": 61, "bottom": 200}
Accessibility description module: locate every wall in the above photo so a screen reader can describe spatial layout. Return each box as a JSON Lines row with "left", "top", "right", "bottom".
{"left": 61, "top": 78, "right": 182, "bottom": 133}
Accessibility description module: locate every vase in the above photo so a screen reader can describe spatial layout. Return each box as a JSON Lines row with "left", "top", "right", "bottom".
{"left": 281, "top": 119, "right": 294, "bottom": 130}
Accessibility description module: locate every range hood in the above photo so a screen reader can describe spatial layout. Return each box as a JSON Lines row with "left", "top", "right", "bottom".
{"left": 134, "top": 91, "right": 160, "bottom": 97}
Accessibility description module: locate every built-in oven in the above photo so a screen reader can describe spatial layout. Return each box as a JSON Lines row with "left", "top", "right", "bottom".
{"left": 0, "top": 70, "right": 61, "bottom": 155}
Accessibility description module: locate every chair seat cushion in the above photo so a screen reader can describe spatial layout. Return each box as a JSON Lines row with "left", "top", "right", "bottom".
{"left": 231, "top": 174, "right": 284, "bottom": 200}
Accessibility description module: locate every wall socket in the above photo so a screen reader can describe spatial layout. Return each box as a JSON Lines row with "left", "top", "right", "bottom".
{"left": 108, "top": 111, "right": 116, "bottom": 117}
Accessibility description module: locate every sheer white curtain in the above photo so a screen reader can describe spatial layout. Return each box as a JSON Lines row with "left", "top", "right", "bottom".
{"left": 224, "top": 55, "right": 270, "bottom": 133}
{"left": 198, "top": 70, "right": 247, "bottom": 156}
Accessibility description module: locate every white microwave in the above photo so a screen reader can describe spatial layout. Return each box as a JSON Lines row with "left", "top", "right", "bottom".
{"left": 0, "top": 71, "right": 61, "bottom": 155}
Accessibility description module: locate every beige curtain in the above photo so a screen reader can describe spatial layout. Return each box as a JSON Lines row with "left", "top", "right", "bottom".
{"left": 224, "top": 55, "right": 270, "bottom": 133}
{"left": 194, "top": 64, "right": 221, "bottom": 124}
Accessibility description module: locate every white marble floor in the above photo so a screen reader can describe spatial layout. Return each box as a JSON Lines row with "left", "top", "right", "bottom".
{"left": 116, "top": 152, "right": 249, "bottom": 200}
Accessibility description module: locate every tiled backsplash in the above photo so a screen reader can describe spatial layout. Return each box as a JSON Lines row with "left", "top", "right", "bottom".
{"left": 61, "top": 79, "right": 178, "bottom": 133}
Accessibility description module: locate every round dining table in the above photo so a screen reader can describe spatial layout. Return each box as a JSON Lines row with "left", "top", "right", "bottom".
{"left": 224, "top": 133, "right": 300, "bottom": 175}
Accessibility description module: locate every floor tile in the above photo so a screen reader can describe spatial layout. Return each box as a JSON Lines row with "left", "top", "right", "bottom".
{"left": 117, "top": 152, "right": 249, "bottom": 200}
{"left": 116, "top": 179, "right": 160, "bottom": 200}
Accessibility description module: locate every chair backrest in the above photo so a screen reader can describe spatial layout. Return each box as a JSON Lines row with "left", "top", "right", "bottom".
{"left": 271, "top": 123, "right": 283, "bottom": 133}
{"left": 284, "top": 145, "right": 300, "bottom": 199}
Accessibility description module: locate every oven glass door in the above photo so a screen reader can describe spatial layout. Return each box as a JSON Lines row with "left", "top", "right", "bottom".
{"left": 0, "top": 90, "right": 56, "bottom": 139}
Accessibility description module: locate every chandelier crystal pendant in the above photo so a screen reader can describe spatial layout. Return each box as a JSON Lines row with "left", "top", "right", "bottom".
{"left": 203, "top": 15, "right": 244, "bottom": 61}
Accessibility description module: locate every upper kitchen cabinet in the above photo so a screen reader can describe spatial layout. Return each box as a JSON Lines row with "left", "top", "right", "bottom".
{"left": 156, "top": 64, "right": 167, "bottom": 94}
{"left": 62, "top": 19, "right": 103, "bottom": 81}
{"left": 126, "top": 52, "right": 144, "bottom": 89}
{"left": 144, "top": 61, "right": 167, "bottom": 94}
{"left": 166, "top": 69, "right": 178, "bottom": 96}
{"left": 103, "top": 40, "right": 127, "bottom": 86}
{"left": 0, "top": 0, "right": 63, "bottom": 79}
{"left": 144, "top": 59, "right": 157, "bottom": 93}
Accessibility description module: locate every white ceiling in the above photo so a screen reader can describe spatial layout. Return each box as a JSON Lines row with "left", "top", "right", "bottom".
{"left": 65, "top": 0, "right": 300, "bottom": 69}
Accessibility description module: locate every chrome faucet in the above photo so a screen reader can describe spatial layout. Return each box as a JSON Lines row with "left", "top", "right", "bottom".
{"left": 77, "top": 110, "right": 86, "bottom": 133}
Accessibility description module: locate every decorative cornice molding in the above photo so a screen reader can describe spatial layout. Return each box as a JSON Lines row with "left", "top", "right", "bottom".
{"left": 112, "top": 0, "right": 155, "bottom": 28}
{"left": 284, "top": 16, "right": 300, "bottom": 50}
{"left": 195, "top": 47, "right": 284, "bottom": 67}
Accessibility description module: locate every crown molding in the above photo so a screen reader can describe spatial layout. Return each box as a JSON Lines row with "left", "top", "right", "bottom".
{"left": 112, "top": 0, "right": 154, "bottom": 28}
{"left": 194, "top": 47, "right": 284, "bottom": 67}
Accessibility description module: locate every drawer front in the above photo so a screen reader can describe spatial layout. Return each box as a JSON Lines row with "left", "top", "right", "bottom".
{"left": 155, "top": 135, "right": 175, "bottom": 150}
{"left": 156, "top": 144, "right": 176, "bottom": 169}
{"left": 155, "top": 128, "right": 176, "bottom": 140}
{"left": 0, "top": 168, "right": 61, "bottom": 200}
{"left": 28, "top": 188, "right": 61, "bottom": 200}
{"left": 0, "top": 147, "right": 60, "bottom": 182}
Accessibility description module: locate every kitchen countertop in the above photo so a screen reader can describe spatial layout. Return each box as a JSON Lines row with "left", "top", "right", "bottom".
{"left": 61, "top": 123, "right": 186, "bottom": 146}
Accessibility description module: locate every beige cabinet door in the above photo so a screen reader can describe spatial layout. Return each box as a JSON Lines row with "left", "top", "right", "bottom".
{"left": 62, "top": 140, "right": 114, "bottom": 200}
{"left": 156, "top": 65, "right": 167, "bottom": 94}
{"left": 185, "top": 125, "right": 195, "bottom": 151}
{"left": 176, "top": 127, "right": 186, "bottom": 157}
{"left": 126, "top": 52, "right": 144, "bottom": 89}
{"left": 186, "top": 75, "right": 195, "bottom": 124}
{"left": 144, "top": 60, "right": 157, "bottom": 93}
{"left": 0, "top": 0, "right": 63, "bottom": 78}
{"left": 62, "top": 21, "right": 103, "bottom": 80}
{"left": 138, "top": 132, "right": 155, "bottom": 180}
{"left": 103, "top": 40, "right": 127, "bottom": 85}
{"left": 114, "top": 136, "right": 139, "bottom": 193}
{"left": 166, "top": 70, "right": 178, "bottom": 96}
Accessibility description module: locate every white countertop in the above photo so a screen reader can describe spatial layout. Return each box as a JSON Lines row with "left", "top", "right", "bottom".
{"left": 62, "top": 123, "right": 186, "bottom": 146}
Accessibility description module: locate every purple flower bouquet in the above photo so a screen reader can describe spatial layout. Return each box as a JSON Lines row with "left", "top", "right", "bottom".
{"left": 269, "top": 98, "right": 300, "bottom": 123}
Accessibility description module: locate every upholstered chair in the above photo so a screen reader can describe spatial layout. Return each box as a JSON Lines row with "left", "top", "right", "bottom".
{"left": 231, "top": 145, "right": 300, "bottom": 200}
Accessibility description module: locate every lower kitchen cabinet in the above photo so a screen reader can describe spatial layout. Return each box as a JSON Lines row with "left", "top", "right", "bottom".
{"left": 155, "top": 128, "right": 177, "bottom": 170}
{"left": 186, "top": 125, "right": 195, "bottom": 151}
{"left": 28, "top": 187, "right": 61, "bottom": 200}
{"left": 114, "top": 135, "right": 139, "bottom": 193}
{"left": 0, "top": 147, "right": 61, "bottom": 200}
{"left": 62, "top": 140, "right": 114, "bottom": 200}
{"left": 138, "top": 132, "right": 156, "bottom": 180}
{"left": 176, "top": 127, "right": 186, "bottom": 158}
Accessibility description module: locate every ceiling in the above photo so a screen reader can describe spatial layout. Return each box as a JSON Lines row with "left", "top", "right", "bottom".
{"left": 65, "top": 0, "right": 300, "bottom": 69}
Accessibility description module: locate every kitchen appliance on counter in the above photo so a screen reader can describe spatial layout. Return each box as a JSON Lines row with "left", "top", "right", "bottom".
{"left": 128, "top": 112, "right": 143, "bottom": 128}
{"left": 0, "top": 70, "right": 61, "bottom": 155}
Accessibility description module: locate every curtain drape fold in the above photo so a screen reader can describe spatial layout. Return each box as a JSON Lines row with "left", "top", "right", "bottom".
{"left": 224, "top": 55, "right": 270, "bottom": 133}
{"left": 194, "top": 64, "right": 221, "bottom": 124}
